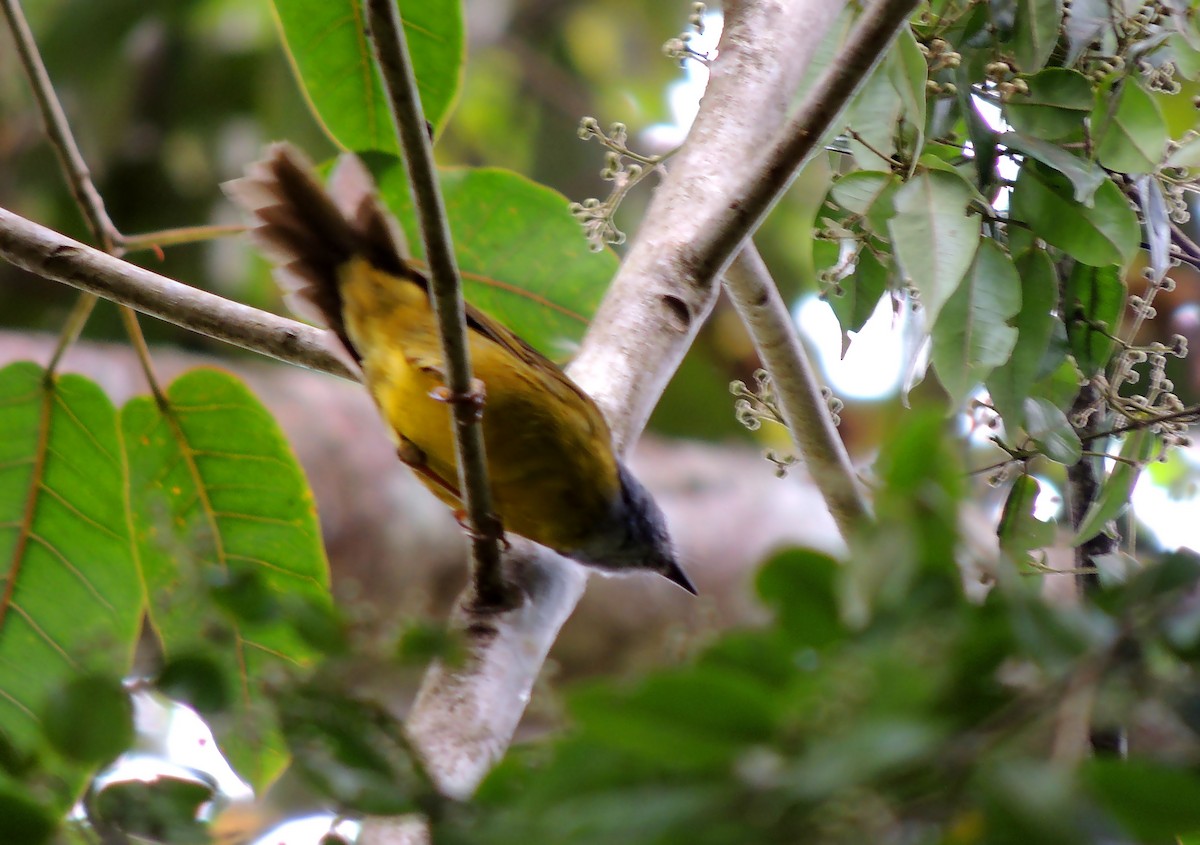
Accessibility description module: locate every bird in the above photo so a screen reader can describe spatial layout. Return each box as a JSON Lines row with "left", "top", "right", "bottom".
{"left": 226, "top": 144, "right": 696, "bottom": 595}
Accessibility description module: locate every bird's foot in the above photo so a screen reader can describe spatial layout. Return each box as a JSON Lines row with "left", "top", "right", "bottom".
{"left": 454, "top": 509, "right": 510, "bottom": 549}
{"left": 430, "top": 378, "right": 486, "bottom": 420}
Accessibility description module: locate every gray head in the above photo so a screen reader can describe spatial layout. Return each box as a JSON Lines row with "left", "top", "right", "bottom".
{"left": 571, "top": 462, "right": 697, "bottom": 595}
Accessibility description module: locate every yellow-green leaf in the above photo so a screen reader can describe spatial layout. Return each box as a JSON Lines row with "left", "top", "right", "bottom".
{"left": 0, "top": 362, "right": 141, "bottom": 808}
{"left": 123, "top": 369, "right": 330, "bottom": 790}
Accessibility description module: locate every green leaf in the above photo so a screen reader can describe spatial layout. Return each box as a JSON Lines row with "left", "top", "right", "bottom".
{"left": 1009, "top": 162, "right": 1140, "bottom": 267}
{"left": 1093, "top": 81, "right": 1168, "bottom": 174}
{"left": 371, "top": 157, "right": 611, "bottom": 358}
{"left": 888, "top": 170, "right": 981, "bottom": 326}
{"left": 1004, "top": 69, "right": 1093, "bottom": 141}
{"left": 986, "top": 249, "right": 1058, "bottom": 430}
{"left": 0, "top": 363, "right": 141, "bottom": 807}
{"left": 279, "top": 685, "right": 425, "bottom": 815}
{"left": 827, "top": 247, "right": 889, "bottom": 342}
{"left": 847, "top": 63, "right": 903, "bottom": 170}
{"left": 1063, "top": 262, "right": 1124, "bottom": 374}
{"left": 0, "top": 789, "right": 56, "bottom": 845}
{"left": 889, "top": 26, "right": 927, "bottom": 149}
{"left": 998, "top": 475, "right": 1057, "bottom": 554}
{"left": 756, "top": 549, "right": 844, "bottom": 649}
{"left": 1014, "top": 0, "right": 1063, "bottom": 72}
{"left": 41, "top": 674, "right": 133, "bottom": 765}
{"left": 1085, "top": 759, "right": 1200, "bottom": 840}
{"left": 931, "top": 239, "right": 1021, "bottom": 408}
{"left": 273, "top": 0, "right": 464, "bottom": 152}
{"left": 1073, "top": 429, "right": 1156, "bottom": 544}
{"left": 1000, "top": 132, "right": 1105, "bottom": 205}
{"left": 1063, "top": 0, "right": 1110, "bottom": 65}
{"left": 123, "top": 369, "right": 330, "bottom": 790}
{"left": 830, "top": 171, "right": 898, "bottom": 220}
{"left": 1024, "top": 397, "right": 1082, "bottom": 465}
{"left": 93, "top": 776, "right": 213, "bottom": 845}
{"left": 570, "top": 666, "right": 780, "bottom": 772}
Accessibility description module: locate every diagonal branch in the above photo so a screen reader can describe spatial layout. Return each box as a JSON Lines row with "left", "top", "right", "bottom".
{"left": 364, "top": 0, "right": 509, "bottom": 609}
{"left": 0, "top": 207, "right": 355, "bottom": 381}
{"left": 1, "top": 0, "right": 119, "bottom": 251}
{"left": 724, "top": 244, "right": 871, "bottom": 540}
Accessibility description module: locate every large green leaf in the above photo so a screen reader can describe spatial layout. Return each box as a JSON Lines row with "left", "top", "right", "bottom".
{"left": 1024, "top": 396, "right": 1082, "bottom": 465}
{"left": 931, "top": 239, "right": 1021, "bottom": 408}
{"left": 1063, "top": 262, "right": 1124, "bottom": 374}
{"left": 0, "top": 362, "right": 141, "bottom": 808}
{"left": 273, "top": 0, "right": 464, "bottom": 152}
{"left": 1093, "top": 81, "right": 1168, "bottom": 174}
{"left": 888, "top": 170, "right": 981, "bottom": 326}
{"left": 1000, "top": 132, "right": 1105, "bottom": 206}
{"left": 1004, "top": 69, "right": 1093, "bottom": 141}
{"left": 1009, "top": 162, "right": 1140, "bottom": 267}
{"left": 1072, "top": 429, "right": 1156, "bottom": 545}
{"left": 371, "top": 157, "right": 613, "bottom": 358}
{"left": 1085, "top": 759, "right": 1200, "bottom": 841}
{"left": 987, "top": 248, "right": 1058, "bottom": 430}
{"left": 998, "top": 474, "right": 1056, "bottom": 554}
{"left": 1014, "top": 0, "right": 1063, "bottom": 73}
{"left": 123, "top": 369, "right": 330, "bottom": 790}
{"left": 828, "top": 247, "right": 889, "bottom": 344}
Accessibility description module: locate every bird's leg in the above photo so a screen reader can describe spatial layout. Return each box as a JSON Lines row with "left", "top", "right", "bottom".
{"left": 396, "top": 437, "right": 462, "bottom": 501}
{"left": 454, "top": 509, "right": 510, "bottom": 550}
{"left": 429, "top": 377, "right": 487, "bottom": 420}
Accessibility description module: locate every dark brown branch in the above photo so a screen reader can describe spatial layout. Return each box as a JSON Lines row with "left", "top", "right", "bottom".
{"left": 364, "top": 0, "right": 510, "bottom": 610}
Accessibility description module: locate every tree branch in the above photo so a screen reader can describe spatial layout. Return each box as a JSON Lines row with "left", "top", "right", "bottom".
{"left": 364, "top": 0, "right": 510, "bottom": 609}
{"left": 724, "top": 244, "right": 871, "bottom": 540}
{"left": 384, "top": 0, "right": 871, "bottom": 831}
{"left": 0, "top": 208, "right": 355, "bottom": 381}
{"left": 1, "top": 0, "right": 120, "bottom": 251}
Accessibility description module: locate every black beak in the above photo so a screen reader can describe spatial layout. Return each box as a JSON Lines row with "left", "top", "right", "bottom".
{"left": 660, "top": 560, "right": 698, "bottom": 595}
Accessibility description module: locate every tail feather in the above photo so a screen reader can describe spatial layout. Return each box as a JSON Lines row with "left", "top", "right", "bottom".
{"left": 225, "top": 143, "right": 411, "bottom": 363}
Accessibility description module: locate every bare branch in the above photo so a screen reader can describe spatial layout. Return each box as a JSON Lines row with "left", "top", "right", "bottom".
{"left": 0, "top": 207, "right": 355, "bottom": 381}
{"left": 724, "top": 244, "right": 871, "bottom": 539}
{"left": 1, "top": 0, "right": 119, "bottom": 250}
{"left": 364, "top": 0, "right": 509, "bottom": 609}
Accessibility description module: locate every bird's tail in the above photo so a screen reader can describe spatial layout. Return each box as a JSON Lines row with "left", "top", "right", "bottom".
{"left": 224, "top": 143, "right": 411, "bottom": 362}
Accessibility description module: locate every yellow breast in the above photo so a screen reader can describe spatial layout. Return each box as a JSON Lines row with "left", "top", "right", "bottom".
{"left": 337, "top": 258, "right": 619, "bottom": 554}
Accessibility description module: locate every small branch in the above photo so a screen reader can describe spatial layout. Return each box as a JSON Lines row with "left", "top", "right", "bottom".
{"left": 364, "top": 0, "right": 510, "bottom": 610}
{"left": 0, "top": 207, "right": 356, "bottom": 381}
{"left": 685, "top": 0, "right": 921, "bottom": 289}
{"left": 120, "top": 223, "right": 247, "bottom": 255}
{"left": 2, "top": 0, "right": 166, "bottom": 396}
{"left": 723, "top": 243, "right": 872, "bottom": 540}
{"left": 1, "top": 0, "right": 119, "bottom": 251}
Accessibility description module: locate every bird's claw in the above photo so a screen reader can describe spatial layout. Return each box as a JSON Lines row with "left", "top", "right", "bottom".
{"left": 454, "top": 509, "right": 509, "bottom": 549}
{"left": 430, "top": 378, "right": 486, "bottom": 420}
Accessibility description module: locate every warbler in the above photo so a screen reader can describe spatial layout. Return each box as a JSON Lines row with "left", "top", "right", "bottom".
{"left": 228, "top": 144, "right": 695, "bottom": 594}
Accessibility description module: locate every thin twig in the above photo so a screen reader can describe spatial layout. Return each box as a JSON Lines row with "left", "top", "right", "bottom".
{"left": 120, "top": 223, "right": 247, "bottom": 255}
{"left": 0, "top": 207, "right": 356, "bottom": 381}
{"left": 1, "top": 0, "right": 119, "bottom": 250}
{"left": 46, "top": 291, "right": 97, "bottom": 373}
{"left": 363, "top": 0, "right": 511, "bottom": 610}
{"left": 687, "top": 0, "right": 921, "bottom": 283}
{"left": 2, "top": 0, "right": 165, "bottom": 394}
{"left": 723, "top": 243, "right": 872, "bottom": 540}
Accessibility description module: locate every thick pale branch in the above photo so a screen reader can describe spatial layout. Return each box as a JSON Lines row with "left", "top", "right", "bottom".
{"left": 724, "top": 245, "right": 871, "bottom": 539}
{"left": 0, "top": 208, "right": 355, "bottom": 381}
{"left": 364, "top": 0, "right": 508, "bottom": 608}
{"left": 394, "top": 0, "right": 859, "bottom": 825}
